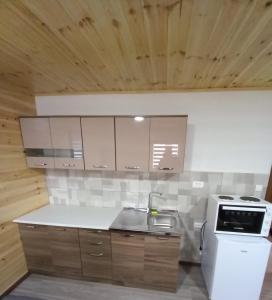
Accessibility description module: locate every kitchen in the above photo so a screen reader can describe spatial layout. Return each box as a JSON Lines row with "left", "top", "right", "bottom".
{"left": 0, "top": 1, "right": 272, "bottom": 300}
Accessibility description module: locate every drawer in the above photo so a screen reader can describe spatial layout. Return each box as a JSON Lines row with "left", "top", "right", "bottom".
{"left": 81, "top": 244, "right": 111, "bottom": 258}
{"left": 80, "top": 231, "right": 112, "bottom": 280}
{"left": 81, "top": 252, "right": 112, "bottom": 280}
{"left": 79, "top": 229, "right": 110, "bottom": 244}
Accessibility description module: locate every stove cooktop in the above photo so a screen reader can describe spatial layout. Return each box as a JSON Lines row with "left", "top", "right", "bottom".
{"left": 218, "top": 195, "right": 234, "bottom": 200}
{"left": 215, "top": 194, "right": 269, "bottom": 205}
{"left": 240, "top": 196, "right": 261, "bottom": 202}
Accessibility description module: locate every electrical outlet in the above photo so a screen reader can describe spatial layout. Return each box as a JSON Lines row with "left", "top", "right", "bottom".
{"left": 194, "top": 222, "right": 203, "bottom": 230}
{"left": 192, "top": 181, "right": 204, "bottom": 188}
{"left": 255, "top": 185, "right": 263, "bottom": 192}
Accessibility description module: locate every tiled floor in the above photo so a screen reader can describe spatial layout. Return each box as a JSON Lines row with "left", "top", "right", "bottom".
{"left": 4, "top": 264, "right": 272, "bottom": 300}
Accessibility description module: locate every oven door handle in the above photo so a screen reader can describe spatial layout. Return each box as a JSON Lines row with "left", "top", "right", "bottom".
{"left": 222, "top": 206, "right": 266, "bottom": 212}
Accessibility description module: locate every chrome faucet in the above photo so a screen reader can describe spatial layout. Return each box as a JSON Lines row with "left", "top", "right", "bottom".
{"left": 148, "top": 192, "right": 163, "bottom": 213}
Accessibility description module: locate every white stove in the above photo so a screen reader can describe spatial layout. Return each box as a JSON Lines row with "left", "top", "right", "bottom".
{"left": 206, "top": 194, "right": 272, "bottom": 237}
{"left": 201, "top": 194, "right": 272, "bottom": 300}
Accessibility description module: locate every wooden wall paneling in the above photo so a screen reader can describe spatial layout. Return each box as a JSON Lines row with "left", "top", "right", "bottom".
{"left": 0, "top": 82, "right": 49, "bottom": 295}
{"left": 0, "top": 1, "right": 272, "bottom": 93}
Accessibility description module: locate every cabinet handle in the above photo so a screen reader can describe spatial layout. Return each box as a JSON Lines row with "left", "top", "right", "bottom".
{"left": 90, "top": 241, "right": 103, "bottom": 245}
{"left": 85, "top": 229, "right": 103, "bottom": 234}
{"left": 88, "top": 252, "right": 104, "bottom": 257}
{"left": 157, "top": 236, "right": 169, "bottom": 240}
{"left": 55, "top": 228, "right": 66, "bottom": 231}
{"left": 35, "top": 163, "right": 47, "bottom": 166}
{"left": 123, "top": 234, "right": 135, "bottom": 237}
{"left": 125, "top": 166, "right": 140, "bottom": 170}
{"left": 25, "top": 225, "right": 36, "bottom": 229}
{"left": 63, "top": 163, "right": 75, "bottom": 167}
{"left": 93, "top": 165, "right": 108, "bottom": 169}
{"left": 158, "top": 167, "right": 174, "bottom": 171}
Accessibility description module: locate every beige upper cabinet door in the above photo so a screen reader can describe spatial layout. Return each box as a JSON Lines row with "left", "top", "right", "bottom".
{"left": 20, "top": 118, "right": 54, "bottom": 168}
{"left": 149, "top": 117, "right": 187, "bottom": 173}
{"left": 50, "top": 117, "right": 82, "bottom": 149}
{"left": 81, "top": 117, "right": 115, "bottom": 171}
{"left": 49, "top": 117, "right": 84, "bottom": 170}
{"left": 20, "top": 118, "right": 52, "bottom": 149}
{"left": 115, "top": 117, "right": 150, "bottom": 172}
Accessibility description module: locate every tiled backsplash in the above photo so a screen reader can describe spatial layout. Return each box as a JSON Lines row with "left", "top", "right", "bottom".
{"left": 46, "top": 170, "right": 269, "bottom": 262}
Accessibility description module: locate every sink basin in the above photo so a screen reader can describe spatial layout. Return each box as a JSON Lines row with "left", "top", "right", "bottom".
{"left": 148, "top": 213, "right": 177, "bottom": 228}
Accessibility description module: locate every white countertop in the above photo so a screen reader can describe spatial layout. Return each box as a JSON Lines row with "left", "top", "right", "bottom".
{"left": 14, "top": 205, "right": 122, "bottom": 230}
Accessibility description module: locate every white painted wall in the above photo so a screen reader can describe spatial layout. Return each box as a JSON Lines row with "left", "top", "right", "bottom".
{"left": 36, "top": 91, "right": 272, "bottom": 174}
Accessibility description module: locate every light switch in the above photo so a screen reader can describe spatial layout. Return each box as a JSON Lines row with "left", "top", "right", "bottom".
{"left": 255, "top": 185, "right": 263, "bottom": 192}
{"left": 194, "top": 222, "right": 203, "bottom": 230}
{"left": 192, "top": 181, "right": 204, "bottom": 188}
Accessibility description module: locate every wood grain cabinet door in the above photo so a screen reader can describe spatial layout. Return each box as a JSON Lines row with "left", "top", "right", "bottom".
{"left": 149, "top": 117, "right": 187, "bottom": 173}
{"left": 19, "top": 224, "right": 53, "bottom": 274}
{"left": 144, "top": 235, "right": 180, "bottom": 292}
{"left": 79, "top": 229, "right": 112, "bottom": 280}
{"left": 20, "top": 118, "right": 54, "bottom": 168}
{"left": 49, "top": 226, "right": 82, "bottom": 277}
{"left": 81, "top": 117, "right": 115, "bottom": 171}
{"left": 111, "top": 231, "right": 145, "bottom": 285}
{"left": 49, "top": 117, "right": 84, "bottom": 169}
{"left": 115, "top": 117, "right": 150, "bottom": 172}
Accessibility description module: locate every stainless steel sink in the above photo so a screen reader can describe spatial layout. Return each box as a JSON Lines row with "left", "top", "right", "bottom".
{"left": 110, "top": 208, "right": 183, "bottom": 236}
{"left": 148, "top": 213, "right": 178, "bottom": 229}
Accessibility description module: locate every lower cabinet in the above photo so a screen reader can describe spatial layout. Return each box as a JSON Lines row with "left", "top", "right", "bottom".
{"left": 111, "top": 231, "right": 181, "bottom": 291}
{"left": 19, "top": 224, "right": 52, "bottom": 274}
{"left": 19, "top": 224, "right": 181, "bottom": 292}
{"left": 79, "top": 229, "right": 112, "bottom": 280}
{"left": 111, "top": 231, "right": 145, "bottom": 285}
{"left": 49, "top": 226, "right": 81, "bottom": 276}
{"left": 144, "top": 235, "right": 180, "bottom": 292}
{"left": 19, "top": 224, "right": 81, "bottom": 277}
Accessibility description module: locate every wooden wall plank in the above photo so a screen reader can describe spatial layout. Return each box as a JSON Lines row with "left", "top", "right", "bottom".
{"left": 0, "top": 82, "right": 48, "bottom": 295}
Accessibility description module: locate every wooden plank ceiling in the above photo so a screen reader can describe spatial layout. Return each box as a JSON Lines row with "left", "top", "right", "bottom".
{"left": 0, "top": 0, "right": 272, "bottom": 94}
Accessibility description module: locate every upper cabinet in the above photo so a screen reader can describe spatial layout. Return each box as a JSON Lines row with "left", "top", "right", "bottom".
{"left": 49, "top": 117, "right": 84, "bottom": 169}
{"left": 20, "top": 118, "right": 54, "bottom": 168}
{"left": 115, "top": 117, "right": 150, "bottom": 172}
{"left": 149, "top": 117, "right": 187, "bottom": 173}
{"left": 81, "top": 117, "right": 115, "bottom": 171}
{"left": 20, "top": 115, "right": 187, "bottom": 173}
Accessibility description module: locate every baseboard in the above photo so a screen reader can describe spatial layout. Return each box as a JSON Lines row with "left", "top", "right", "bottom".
{"left": 0, "top": 272, "right": 29, "bottom": 299}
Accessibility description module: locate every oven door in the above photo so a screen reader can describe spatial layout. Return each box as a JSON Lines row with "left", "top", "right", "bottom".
{"left": 216, "top": 205, "right": 266, "bottom": 234}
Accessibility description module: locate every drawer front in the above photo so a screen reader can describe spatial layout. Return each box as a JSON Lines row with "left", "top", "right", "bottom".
{"left": 81, "top": 253, "right": 112, "bottom": 280}
{"left": 79, "top": 229, "right": 110, "bottom": 246}
{"left": 79, "top": 229, "right": 112, "bottom": 280}
{"left": 111, "top": 231, "right": 144, "bottom": 285}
